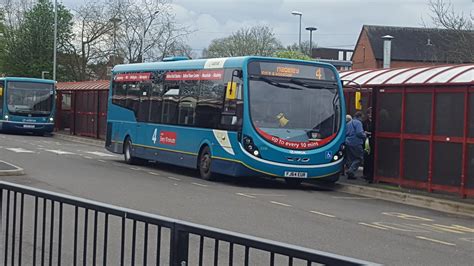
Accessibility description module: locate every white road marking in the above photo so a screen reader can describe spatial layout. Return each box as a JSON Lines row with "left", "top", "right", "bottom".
{"left": 5, "top": 148, "right": 35, "bottom": 153}
{"left": 270, "top": 201, "right": 292, "bottom": 207}
{"left": 310, "top": 211, "right": 336, "bottom": 218}
{"left": 98, "top": 160, "right": 107, "bottom": 163}
{"left": 86, "top": 151, "right": 118, "bottom": 157}
{"left": 459, "top": 238, "right": 474, "bottom": 243}
{"left": 416, "top": 236, "right": 456, "bottom": 246}
{"left": 167, "top": 176, "right": 181, "bottom": 181}
{"left": 129, "top": 167, "right": 141, "bottom": 171}
{"left": 45, "top": 149, "right": 75, "bottom": 155}
{"left": 148, "top": 172, "right": 160, "bottom": 176}
{"left": 192, "top": 182, "right": 208, "bottom": 187}
{"left": 83, "top": 156, "right": 93, "bottom": 159}
{"left": 236, "top": 193, "right": 256, "bottom": 199}
{"left": 358, "top": 222, "right": 388, "bottom": 230}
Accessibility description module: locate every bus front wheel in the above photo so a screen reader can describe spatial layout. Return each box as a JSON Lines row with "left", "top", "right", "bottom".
{"left": 198, "top": 146, "right": 214, "bottom": 180}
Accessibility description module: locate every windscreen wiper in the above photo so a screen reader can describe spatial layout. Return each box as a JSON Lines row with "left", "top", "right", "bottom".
{"left": 254, "top": 76, "right": 302, "bottom": 90}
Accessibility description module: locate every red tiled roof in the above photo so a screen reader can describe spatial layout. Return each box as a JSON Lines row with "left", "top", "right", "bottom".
{"left": 57, "top": 80, "right": 109, "bottom": 91}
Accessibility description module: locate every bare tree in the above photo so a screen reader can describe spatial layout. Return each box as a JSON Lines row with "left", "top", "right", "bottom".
{"left": 63, "top": 1, "right": 118, "bottom": 81}
{"left": 111, "top": 0, "right": 191, "bottom": 63}
{"left": 204, "top": 25, "right": 282, "bottom": 58}
{"left": 428, "top": 0, "right": 473, "bottom": 62}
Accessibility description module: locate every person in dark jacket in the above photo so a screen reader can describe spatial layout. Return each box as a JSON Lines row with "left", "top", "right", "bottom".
{"left": 345, "top": 111, "right": 366, "bottom": 179}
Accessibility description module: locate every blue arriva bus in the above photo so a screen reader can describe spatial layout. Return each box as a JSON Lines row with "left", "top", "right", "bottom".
{"left": 0, "top": 77, "right": 56, "bottom": 135}
{"left": 106, "top": 56, "right": 346, "bottom": 184}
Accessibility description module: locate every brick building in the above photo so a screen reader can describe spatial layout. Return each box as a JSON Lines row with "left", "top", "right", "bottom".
{"left": 351, "top": 25, "right": 474, "bottom": 70}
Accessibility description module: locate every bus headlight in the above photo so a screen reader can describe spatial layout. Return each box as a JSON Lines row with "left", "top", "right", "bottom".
{"left": 243, "top": 135, "right": 261, "bottom": 158}
{"left": 49, "top": 117, "right": 54, "bottom": 122}
{"left": 4, "top": 115, "right": 8, "bottom": 120}
{"left": 331, "top": 144, "right": 345, "bottom": 162}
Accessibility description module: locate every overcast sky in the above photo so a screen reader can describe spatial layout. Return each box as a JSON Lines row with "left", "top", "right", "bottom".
{"left": 63, "top": 0, "right": 471, "bottom": 55}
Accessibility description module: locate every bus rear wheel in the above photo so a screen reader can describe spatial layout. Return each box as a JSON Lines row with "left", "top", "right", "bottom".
{"left": 124, "top": 138, "right": 140, "bottom": 165}
{"left": 198, "top": 146, "right": 214, "bottom": 180}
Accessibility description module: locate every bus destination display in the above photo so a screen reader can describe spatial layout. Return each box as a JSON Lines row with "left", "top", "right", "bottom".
{"left": 249, "top": 61, "right": 336, "bottom": 81}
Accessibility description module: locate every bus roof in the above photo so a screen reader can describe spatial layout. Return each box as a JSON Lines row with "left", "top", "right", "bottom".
{"left": 0, "top": 77, "right": 56, "bottom": 84}
{"left": 112, "top": 56, "right": 336, "bottom": 73}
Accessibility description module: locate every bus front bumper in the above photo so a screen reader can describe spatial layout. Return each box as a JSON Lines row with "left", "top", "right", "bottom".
{"left": 0, "top": 121, "right": 54, "bottom": 133}
{"left": 214, "top": 145, "right": 344, "bottom": 180}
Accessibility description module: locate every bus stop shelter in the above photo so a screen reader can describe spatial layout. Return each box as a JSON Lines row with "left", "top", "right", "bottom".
{"left": 55, "top": 80, "right": 109, "bottom": 139}
{"left": 341, "top": 64, "right": 474, "bottom": 198}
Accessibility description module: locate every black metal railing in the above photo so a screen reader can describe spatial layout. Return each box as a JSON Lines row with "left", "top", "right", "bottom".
{"left": 0, "top": 181, "right": 378, "bottom": 265}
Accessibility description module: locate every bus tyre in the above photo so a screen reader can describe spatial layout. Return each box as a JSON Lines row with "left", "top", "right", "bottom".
{"left": 124, "top": 138, "right": 139, "bottom": 165}
{"left": 285, "top": 178, "right": 303, "bottom": 186}
{"left": 198, "top": 146, "right": 214, "bottom": 181}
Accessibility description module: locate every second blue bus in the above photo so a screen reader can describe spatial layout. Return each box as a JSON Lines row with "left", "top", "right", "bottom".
{"left": 106, "top": 56, "right": 346, "bottom": 185}
{"left": 0, "top": 77, "right": 56, "bottom": 135}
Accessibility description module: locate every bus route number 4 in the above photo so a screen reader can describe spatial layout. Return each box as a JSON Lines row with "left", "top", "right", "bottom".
{"left": 152, "top": 128, "right": 158, "bottom": 144}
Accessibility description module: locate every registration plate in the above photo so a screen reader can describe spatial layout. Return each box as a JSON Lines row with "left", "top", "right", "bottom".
{"left": 284, "top": 171, "right": 308, "bottom": 178}
{"left": 23, "top": 125, "right": 35, "bottom": 129}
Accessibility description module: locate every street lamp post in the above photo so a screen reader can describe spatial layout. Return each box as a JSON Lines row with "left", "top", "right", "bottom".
{"left": 53, "top": 0, "right": 58, "bottom": 81}
{"left": 109, "top": 17, "right": 122, "bottom": 65}
{"left": 291, "top": 11, "right": 302, "bottom": 51}
{"left": 305, "top": 27, "right": 317, "bottom": 58}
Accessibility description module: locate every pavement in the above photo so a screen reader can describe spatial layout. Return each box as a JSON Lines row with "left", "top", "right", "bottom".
{"left": 46, "top": 132, "right": 474, "bottom": 218}
{"left": 0, "top": 160, "right": 24, "bottom": 176}
{"left": 1, "top": 132, "right": 473, "bottom": 265}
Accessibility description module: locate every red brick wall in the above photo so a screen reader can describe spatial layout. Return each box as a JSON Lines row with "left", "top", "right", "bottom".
{"left": 352, "top": 29, "right": 377, "bottom": 70}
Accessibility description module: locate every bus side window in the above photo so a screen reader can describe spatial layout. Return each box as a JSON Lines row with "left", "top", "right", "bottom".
{"left": 137, "top": 82, "right": 151, "bottom": 122}
{"left": 196, "top": 80, "right": 225, "bottom": 128}
{"left": 220, "top": 69, "right": 243, "bottom": 131}
{"left": 161, "top": 80, "right": 180, "bottom": 124}
{"left": 125, "top": 82, "right": 140, "bottom": 113}
{"left": 149, "top": 82, "right": 163, "bottom": 123}
{"left": 178, "top": 80, "right": 198, "bottom": 126}
{"left": 112, "top": 82, "right": 127, "bottom": 108}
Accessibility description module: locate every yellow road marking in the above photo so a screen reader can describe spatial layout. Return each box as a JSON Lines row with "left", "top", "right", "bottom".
{"left": 270, "top": 201, "right": 292, "bottom": 207}
{"left": 236, "top": 193, "right": 256, "bottom": 199}
{"left": 420, "top": 224, "right": 465, "bottom": 234}
{"left": 433, "top": 224, "right": 474, "bottom": 233}
{"left": 310, "top": 211, "right": 336, "bottom": 218}
{"left": 382, "top": 212, "right": 433, "bottom": 221}
{"left": 358, "top": 222, "right": 388, "bottom": 230}
{"left": 167, "top": 176, "right": 181, "bottom": 181}
{"left": 416, "top": 236, "right": 456, "bottom": 246}
{"left": 192, "top": 182, "right": 208, "bottom": 187}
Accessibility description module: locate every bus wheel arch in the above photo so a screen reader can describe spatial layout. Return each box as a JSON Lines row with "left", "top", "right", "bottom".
{"left": 198, "top": 144, "right": 214, "bottom": 181}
